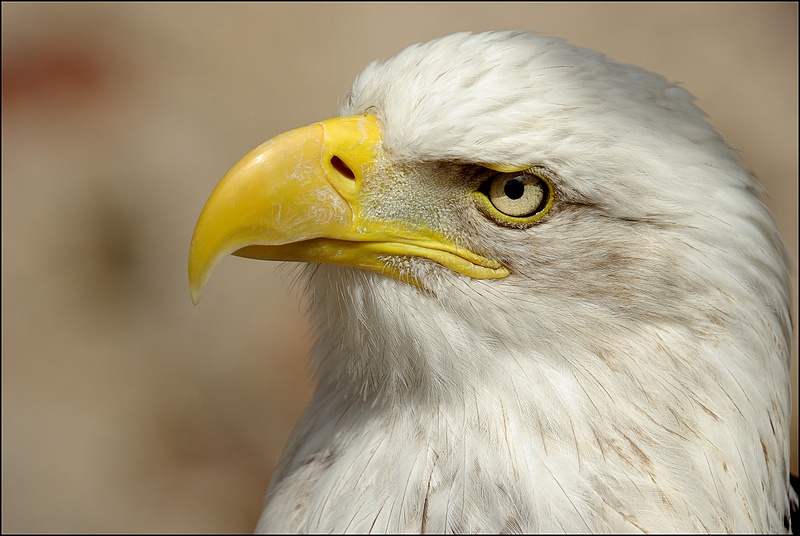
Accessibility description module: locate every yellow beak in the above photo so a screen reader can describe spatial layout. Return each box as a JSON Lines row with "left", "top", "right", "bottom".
{"left": 188, "top": 115, "right": 509, "bottom": 304}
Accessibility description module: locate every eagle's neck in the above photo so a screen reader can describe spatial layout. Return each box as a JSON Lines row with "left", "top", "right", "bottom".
{"left": 270, "top": 263, "right": 790, "bottom": 533}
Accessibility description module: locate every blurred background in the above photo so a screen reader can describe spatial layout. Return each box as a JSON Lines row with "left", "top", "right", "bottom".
{"left": 2, "top": 3, "right": 796, "bottom": 532}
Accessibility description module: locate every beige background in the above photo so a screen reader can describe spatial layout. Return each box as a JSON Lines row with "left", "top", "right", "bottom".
{"left": 2, "top": 3, "right": 796, "bottom": 533}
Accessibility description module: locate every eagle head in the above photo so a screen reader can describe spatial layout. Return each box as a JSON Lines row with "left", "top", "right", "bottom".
{"left": 189, "top": 32, "right": 793, "bottom": 533}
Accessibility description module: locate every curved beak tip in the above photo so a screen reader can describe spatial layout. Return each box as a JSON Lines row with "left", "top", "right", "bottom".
{"left": 190, "top": 286, "right": 203, "bottom": 305}
{"left": 189, "top": 268, "right": 205, "bottom": 305}
{"left": 188, "top": 245, "right": 210, "bottom": 305}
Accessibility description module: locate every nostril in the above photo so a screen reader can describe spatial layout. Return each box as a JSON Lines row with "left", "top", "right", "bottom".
{"left": 330, "top": 156, "right": 355, "bottom": 180}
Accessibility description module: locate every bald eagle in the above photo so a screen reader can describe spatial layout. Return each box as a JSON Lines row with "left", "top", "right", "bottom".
{"left": 189, "top": 31, "right": 795, "bottom": 533}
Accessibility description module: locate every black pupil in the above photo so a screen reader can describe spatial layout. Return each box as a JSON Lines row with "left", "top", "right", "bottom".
{"left": 504, "top": 178, "right": 525, "bottom": 200}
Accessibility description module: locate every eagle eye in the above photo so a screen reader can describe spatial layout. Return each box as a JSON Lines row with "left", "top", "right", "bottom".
{"left": 478, "top": 170, "right": 553, "bottom": 222}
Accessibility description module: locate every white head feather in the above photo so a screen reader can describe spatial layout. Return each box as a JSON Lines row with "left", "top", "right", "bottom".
{"left": 257, "top": 31, "right": 793, "bottom": 533}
